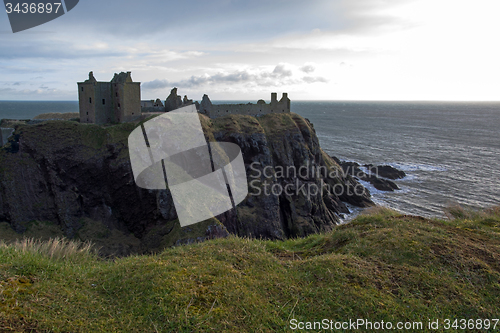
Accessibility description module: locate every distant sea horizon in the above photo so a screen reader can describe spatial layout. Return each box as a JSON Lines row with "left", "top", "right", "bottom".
{"left": 1, "top": 100, "right": 499, "bottom": 219}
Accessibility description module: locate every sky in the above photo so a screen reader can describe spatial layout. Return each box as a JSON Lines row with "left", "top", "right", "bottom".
{"left": 0, "top": 0, "right": 499, "bottom": 101}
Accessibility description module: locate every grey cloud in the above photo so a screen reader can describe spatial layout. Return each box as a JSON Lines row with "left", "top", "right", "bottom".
{"left": 143, "top": 79, "right": 170, "bottom": 90}
{"left": 0, "top": 88, "right": 15, "bottom": 94}
{"left": 339, "top": 62, "right": 353, "bottom": 68}
{"left": 300, "top": 65, "right": 315, "bottom": 73}
{"left": 2, "top": 0, "right": 409, "bottom": 42}
{"left": 0, "top": 87, "right": 74, "bottom": 99}
{"left": 13, "top": 82, "right": 21, "bottom": 86}
{"left": 144, "top": 66, "right": 328, "bottom": 91}
{"left": 0, "top": 66, "right": 58, "bottom": 74}
{"left": 49, "top": 0, "right": 340, "bottom": 40}
{"left": 0, "top": 39, "right": 125, "bottom": 60}
{"left": 272, "top": 64, "right": 293, "bottom": 77}
{"left": 144, "top": 67, "right": 289, "bottom": 90}
{"left": 173, "top": 68, "right": 293, "bottom": 88}
{"left": 302, "top": 76, "right": 328, "bottom": 83}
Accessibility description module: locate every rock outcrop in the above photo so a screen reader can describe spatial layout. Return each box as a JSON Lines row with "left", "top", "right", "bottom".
{"left": 331, "top": 157, "right": 406, "bottom": 192}
{"left": 0, "top": 113, "right": 373, "bottom": 256}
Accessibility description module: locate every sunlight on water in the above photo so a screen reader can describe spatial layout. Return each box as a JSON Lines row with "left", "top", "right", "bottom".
{"left": 292, "top": 101, "right": 500, "bottom": 218}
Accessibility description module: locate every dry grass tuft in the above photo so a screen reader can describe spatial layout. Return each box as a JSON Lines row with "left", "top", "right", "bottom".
{"left": 0, "top": 237, "right": 95, "bottom": 260}
{"left": 444, "top": 204, "right": 500, "bottom": 220}
{"left": 360, "top": 205, "right": 402, "bottom": 217}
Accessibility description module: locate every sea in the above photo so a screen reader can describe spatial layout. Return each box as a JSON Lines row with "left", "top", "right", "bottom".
{"left": 1, "top": 100, "right": 499, "bottom": 219}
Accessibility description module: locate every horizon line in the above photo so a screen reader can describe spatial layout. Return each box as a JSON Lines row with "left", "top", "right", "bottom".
{"left": 1, "top": 99, "right": 500, "bottom": 103}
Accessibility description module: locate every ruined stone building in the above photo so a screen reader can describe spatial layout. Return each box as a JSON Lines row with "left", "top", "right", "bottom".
{"left": 140, "top": 99, "right": 164, "bottom": 113}
{"left": 140, "top": 99, "right": 164, "bottom": 108}
{"left": 198, "top": 92, "right": 291, "bottom": 118}
{"left": 164, "top": 87, "right": 194, "bottom": 112}
{"left": 78, "top": 72, "right": 141, "bottom": 124}
{"left": 79, "top": 71, "right": 290, "bottom": 123}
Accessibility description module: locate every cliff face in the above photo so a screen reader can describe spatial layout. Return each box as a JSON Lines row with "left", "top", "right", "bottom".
{"left": 0, "top": 113, "right": 372, "bottom": 255}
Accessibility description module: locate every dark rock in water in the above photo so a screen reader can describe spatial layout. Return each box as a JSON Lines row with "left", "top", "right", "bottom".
{"left": 370, "top": 177, "right": 399, "bottom": 191}
{"left": 364, "top": 164, "right": 406, "bottom": 180}
{"left": 331, "top": 157, "right": 405, "bottom": 192}
{"left": 0, "top": 114, "right": 374, "bottom": 256}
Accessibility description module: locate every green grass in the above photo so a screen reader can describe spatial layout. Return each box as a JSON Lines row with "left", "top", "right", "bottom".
{"left": 1, "top": 207, "right": 500, "bottom": 332}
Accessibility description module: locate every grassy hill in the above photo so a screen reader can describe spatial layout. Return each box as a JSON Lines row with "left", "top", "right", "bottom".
{"left": 1, "top": 206, "right": 499, "bottom": 332}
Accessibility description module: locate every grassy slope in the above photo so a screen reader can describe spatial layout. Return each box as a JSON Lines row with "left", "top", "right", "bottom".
{"left": 1, "top": 207, "right": 499, "bottom": 332}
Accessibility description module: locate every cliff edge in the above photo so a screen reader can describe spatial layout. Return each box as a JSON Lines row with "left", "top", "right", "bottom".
{"left": 0, "top": 112, "right": 373, "bottom": 255}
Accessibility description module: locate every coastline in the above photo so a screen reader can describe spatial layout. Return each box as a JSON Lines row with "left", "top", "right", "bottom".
{"left": 2, "top": 99, "right": 500, "bottom": 221}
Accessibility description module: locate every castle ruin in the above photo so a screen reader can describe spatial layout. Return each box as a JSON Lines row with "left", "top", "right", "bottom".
{"left": 78, "top": 72, "right": 141, "bottom": 124}
{"left": 78, "top": 71, "right": 290, "bottom": 124}
{"left": 198, "top": 93, "right": 290, "bottom": 118}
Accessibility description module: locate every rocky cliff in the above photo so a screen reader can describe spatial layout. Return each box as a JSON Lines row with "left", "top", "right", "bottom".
{"left": 0, "top": 112, "right": 373, "bottom": 256}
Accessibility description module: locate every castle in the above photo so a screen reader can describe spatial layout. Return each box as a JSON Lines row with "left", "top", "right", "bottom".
{"left": 78, "top": 72, "right": 141, "bottom": 124}
{"left": 198, "top": 92, "right": 290, "bottom": 119}
{"left": 78, "top": 72, "right": 290, "bottom": 124}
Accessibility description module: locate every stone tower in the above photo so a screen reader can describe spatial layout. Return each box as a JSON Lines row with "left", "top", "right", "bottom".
{"left": 78, "top": 71, "right": 141, "bottom": 124}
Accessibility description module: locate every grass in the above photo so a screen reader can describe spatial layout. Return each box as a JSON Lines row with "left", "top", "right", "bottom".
{"left": 1, "top": 207, "right": 500, "bottom": 332}
{"left": 32, "top": 113, "right": 79, "bottom": 121}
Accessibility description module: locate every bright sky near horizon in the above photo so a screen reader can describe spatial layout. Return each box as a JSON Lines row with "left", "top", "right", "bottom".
{"left": 0, "top": 0, "right": 499, "bottom": 101}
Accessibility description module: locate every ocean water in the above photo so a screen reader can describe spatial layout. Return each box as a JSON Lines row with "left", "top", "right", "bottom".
{"left": 291, "top": 101, "right": 500, "bottom": 218}
{"left": 1, "top": 100, "right": 499, "bottom": 218}
{"left": 0, "top": 101, "right": 79, "bottom": 119}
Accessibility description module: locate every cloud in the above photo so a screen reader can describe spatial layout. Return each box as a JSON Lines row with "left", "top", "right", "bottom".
{"left": 0, "top": 38, "right": 126, "bottom": 60}
{"left": 142, "top": 79, "right": 170, "bottom": 90}
{"left": 0, "top": 88, "right": 15, "bottom": 94}
{"left": 300, "top": 64, "right": 316, "bottom": 73}
{"left": 0, "top": 87, "right": 74, "bottom": 100}
{"left": 272, "top": 64, "right": 293, "bottom": 77}
{"left": 143, "top": 63, "right": 328, "bottom": 91}
{"left": 302, "top": 76, "right": 328, "bottom": 83}
{"left": 26, "top": 0, "right": 354, "bottom": 40}
{"left": 144, "top": 66, "right": 292, "bottom": 90}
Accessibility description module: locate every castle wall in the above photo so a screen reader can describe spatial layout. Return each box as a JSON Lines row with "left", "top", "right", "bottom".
{"left": 141, "top": 106, "right": 164, "bottom": 113}
{"left": 94, "top": 82, "right": 114, "bottom": 124}
{"left": 78, "top": 82, "right": 96, "bottom": 124}
{"left": 78, "top": 82, "right": 115, "bottom": 124}
{"left": 112, "top": 82, "right": 124, "bottom": 123}
{"left": 207, "top": 95, "right": 290, "bottom": 119}
{"left": 121, "top": 82, "right": 141, "bottom": 122}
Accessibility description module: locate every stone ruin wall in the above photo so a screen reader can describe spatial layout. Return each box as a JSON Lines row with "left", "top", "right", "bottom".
{"left": 79, "top": 71, "right": 291, "bottom": 123}
{"left": 200, "top": 93, "right": 291, "bottom": 119}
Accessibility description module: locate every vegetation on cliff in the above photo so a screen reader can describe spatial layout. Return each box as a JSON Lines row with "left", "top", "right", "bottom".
{"left": 0, "top": 113, "right": 371, "bottom": 255}
{"left": 1, "top": 206, "right": 499, "bottom": 332}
